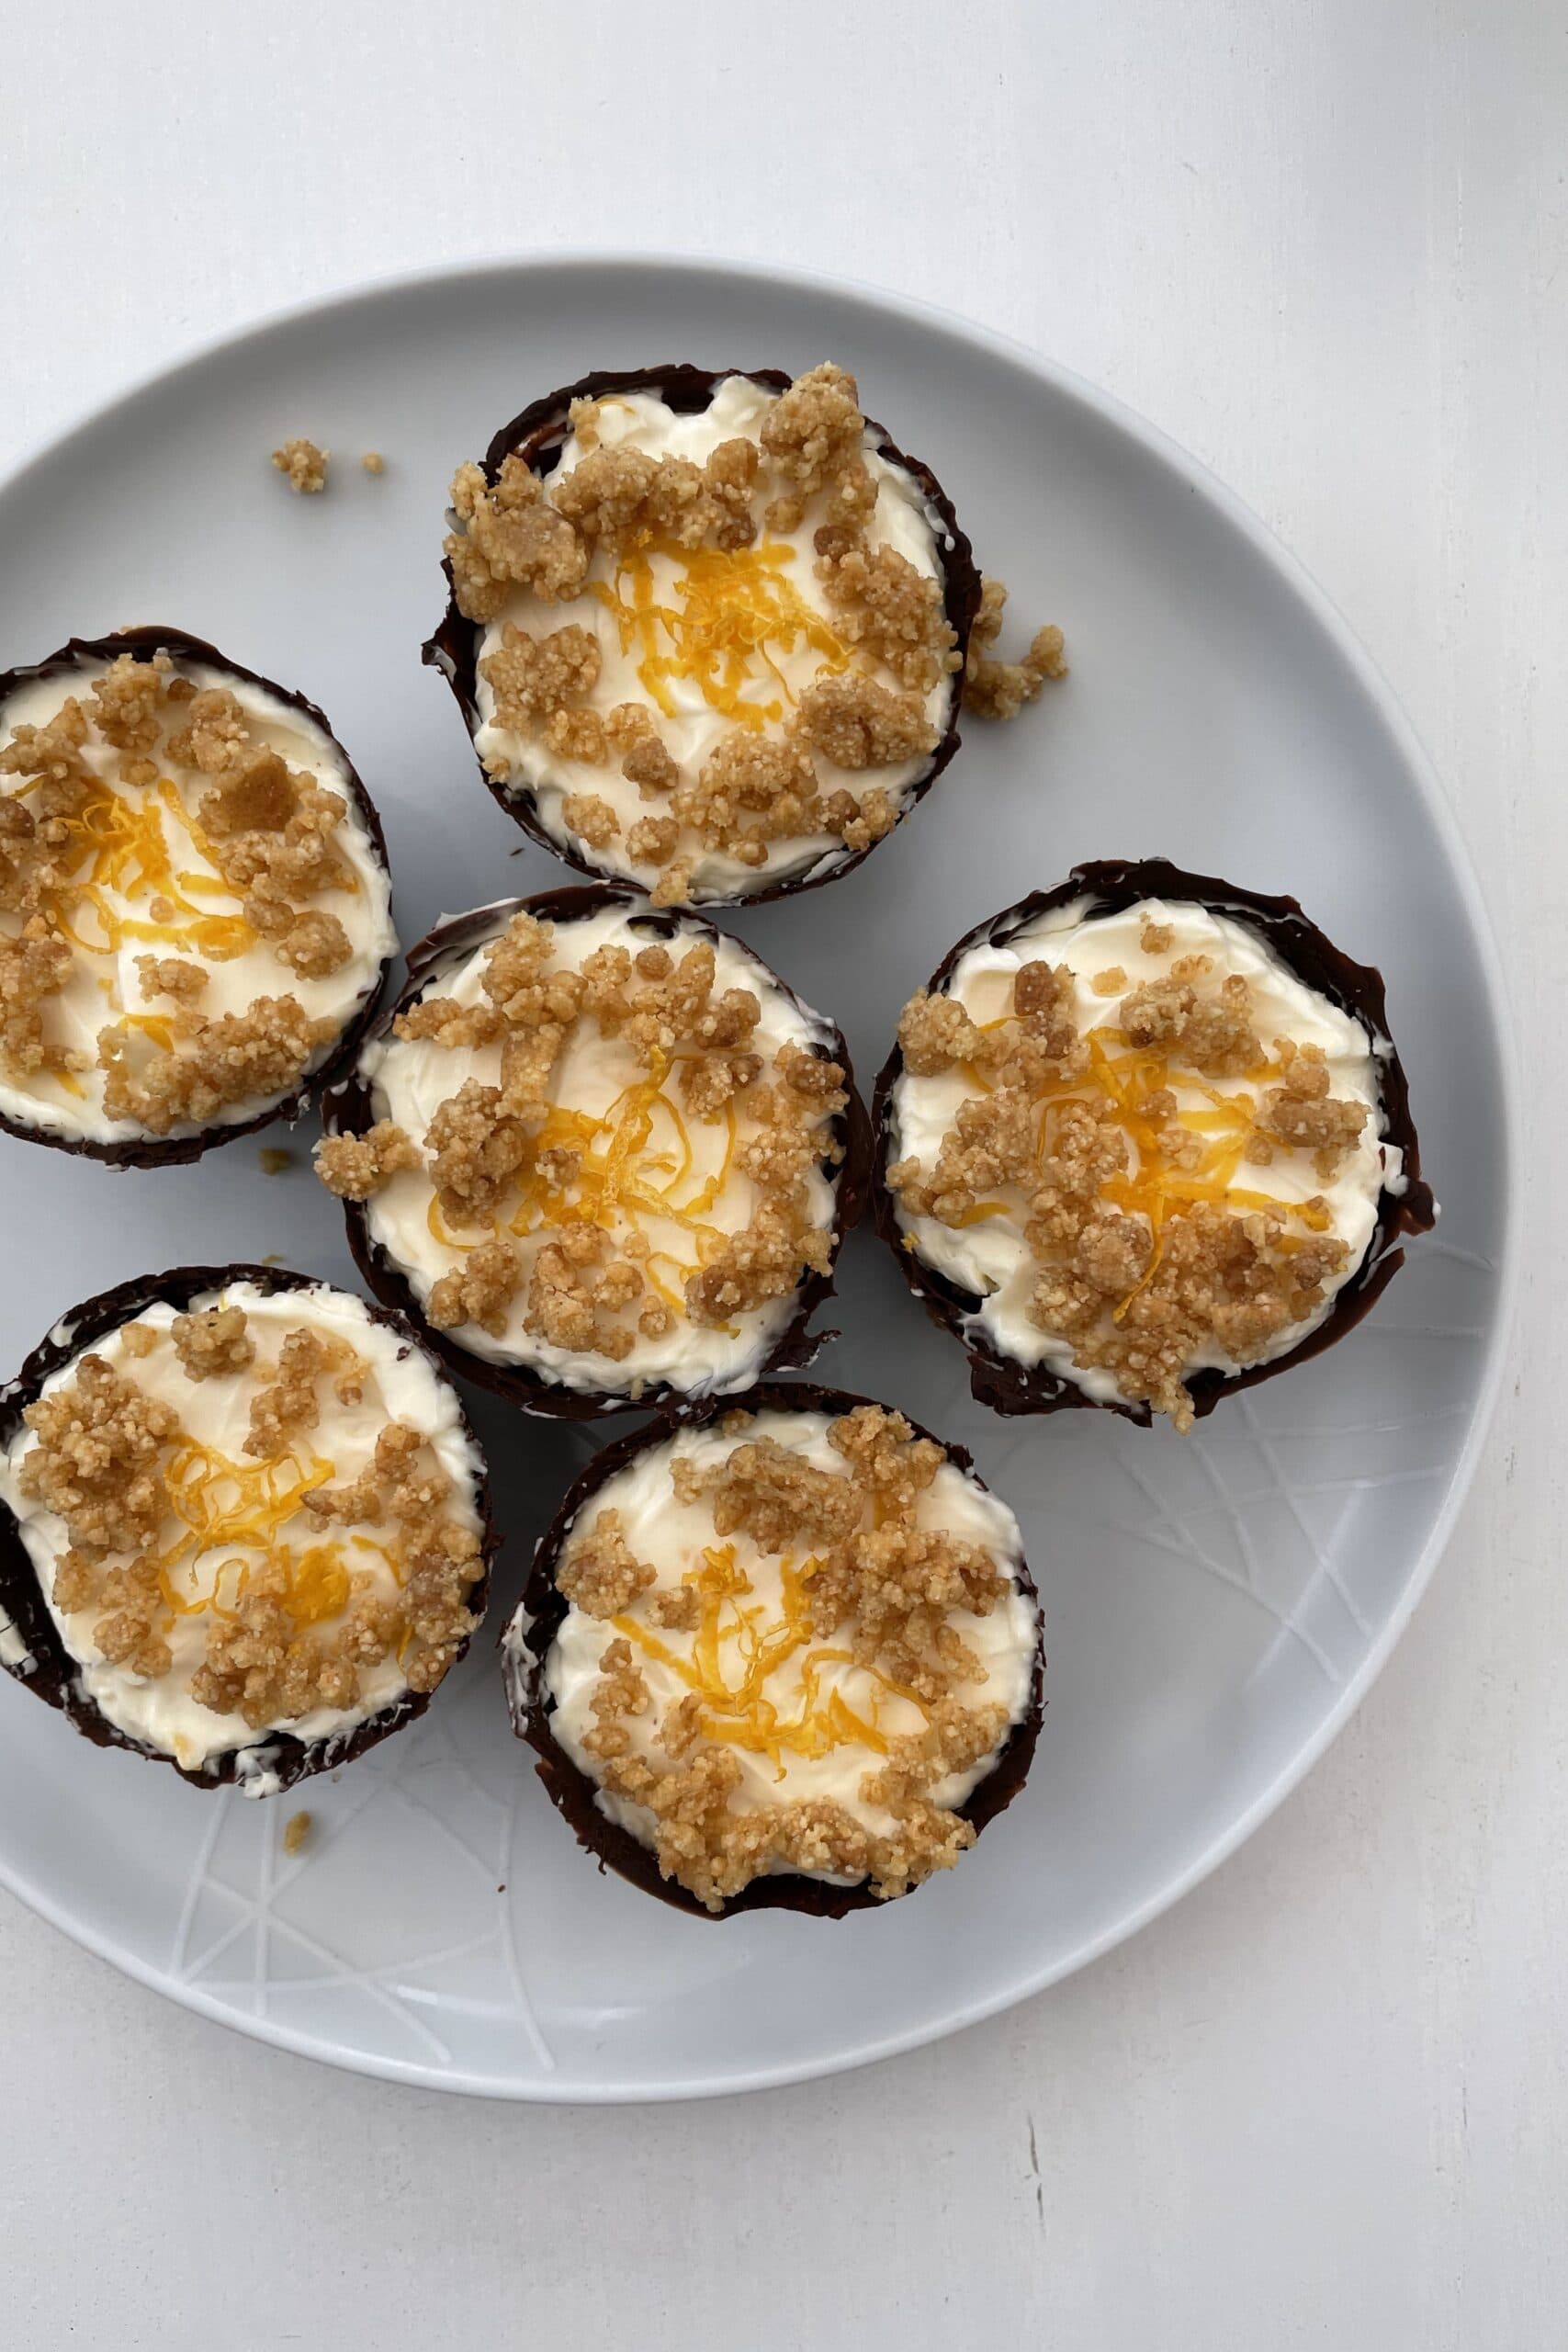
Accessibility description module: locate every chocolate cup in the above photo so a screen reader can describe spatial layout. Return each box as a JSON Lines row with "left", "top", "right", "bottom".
{"left": 0, "top": 626, "right": 395, "bottom": 1170}
{"left": 0, "top": 1262, "right": 496, "bottom": 1795}
{"left": 871, "top": 857, "right": 1439, "bottom": 1428}
{"left": 321, "top": 882, "right": 873, "bottom": 1422}
{"left": 423, "top": 364, "right": 983, "bottom": 907}
{"left": 504, "top": 1378, "right": 1044, "bottom": 1921}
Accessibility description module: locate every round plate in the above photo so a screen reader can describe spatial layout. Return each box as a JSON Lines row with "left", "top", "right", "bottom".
{"left": 0, "top": 256, "right": 1514, "bottom": 2101}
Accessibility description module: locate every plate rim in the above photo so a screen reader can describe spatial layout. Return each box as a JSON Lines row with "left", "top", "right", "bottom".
{"left": 0, "top": 248, "right": 1522, "bottom": 2103}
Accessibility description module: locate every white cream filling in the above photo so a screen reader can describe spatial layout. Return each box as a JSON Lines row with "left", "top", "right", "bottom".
{"left": 470, "top": 376, "right": 956, "bottom": 900}
{"left": 0, "top": 659, "right": 396, "bottom": 1144}
{"left": 0, "top": 1281, "right": 484, "bottom": 1772}
{"left": 888, "top": 897, "right": 1402, "bottom": 1402}
{"left": 360, "top": 903, "right": 841, "bottom": 1396}
{"left": 533, "top": 1410, "right": 1037, "bottom": 1866}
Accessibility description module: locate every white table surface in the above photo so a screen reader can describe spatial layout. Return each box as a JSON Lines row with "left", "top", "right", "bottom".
{"left": 0, "top": 3, "right": 1556, "bottom": 2344}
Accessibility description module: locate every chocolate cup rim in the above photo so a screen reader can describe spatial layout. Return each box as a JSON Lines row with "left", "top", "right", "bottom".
{"left": 320, "top": 881, "right": 873, "bottom": 1421}
{"left": 421, "top": 362, "right": 983, "bottom": 909}
{"left": 503, "top": 1376, "right": 1045, "bottom": 1921}
{"left": 0, "top": 1261, "right": 497, "bottom": 1793}
{"left": 869, "top": 856, "right": 1438, "bottom": 1427}
{"left": 0, "top": 625, "right": 396, "bottom": 1169}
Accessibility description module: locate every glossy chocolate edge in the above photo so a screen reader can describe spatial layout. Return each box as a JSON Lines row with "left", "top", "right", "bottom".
{"left": 0, "top": 626, "right": 395, "bottom": 1169}
{"left": 869, "top": 856, "right": 1439, "bottom": 1427}
{"left": 320, "top": 881, "right": 873, "bottom": 1421}
{"left": 502, "top": 1377, "right": 1045, "bottom": 1921}
{"left": 421, "top": 363, "right": 983, "bottom": 907}
{"left": 0, "top": 1261, "right": 497, "bottom": 1793}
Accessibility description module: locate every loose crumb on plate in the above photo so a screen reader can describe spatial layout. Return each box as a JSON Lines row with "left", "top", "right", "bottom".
{"left": 362, "top": 452, "right": 385, "bottom": 475}
{"left": 962, "top": 576, "right": 1067, "bottom": 719}
{"left": 271, "top": 438, "right": 329, "bottom": 494}
{"left": 283, "top": 1810, "right": 313, "bottom": 1855}
{"left": 258, "top": 1146, "right": 293, "bottom": 1175}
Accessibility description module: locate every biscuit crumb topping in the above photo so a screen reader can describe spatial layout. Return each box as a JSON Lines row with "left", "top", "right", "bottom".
{"left": 97, "top": 995, "right": 338, "bottom": 1136}
{"left": 17, "top": 1305, "right": 483, "bottom": 1734}
{"left": 558, "top": 1508, "right": 655, "bottom": 1618}
{"left": 446, "top": 457, "right": 589, "bottom": 619}
{"left": 314, "top": 1119, "right": 420, "bottom": 1200}
{"left": 323, "top": 911, "right": 848, "bottom": 1380}
{"left": 0, "top": 651, "right": 382, "bottom": 1137}
{"left": 552, "top": 1407, "right": 1024, "bottom": 1909}
{"left": 272, "top": 438, "right": 329, "bottom": 494}
{"left": 447, "top": 366, "right": 977, "bottom": 899}
{"left": 888, "top": 912, "right": 1376, "bottom": 1428}
{"left": 795, "top": 673, "right": 937, "bottom": 769}
{"left": 172, "top": 1305, "right": 255, "bottom": 1381}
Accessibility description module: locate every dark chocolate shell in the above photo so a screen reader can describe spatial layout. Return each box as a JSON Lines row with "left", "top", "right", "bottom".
{"left": 0, "top": 1262, "right": 496, "bottom": 1794}
{"left": 321, "top": 882, "right": 872, "bottom": 1421}
{"left": 504, "top": 1378, "right": 1044, "bottom": 1921}
{"left": 423, "top": 364, "right": 983, "bottom": 907}
{"left": 871, "top": 857, "right": 1438, "bottom": 1427}
{"left": 0, "top": 626, "right": 395, "bottom": 1169}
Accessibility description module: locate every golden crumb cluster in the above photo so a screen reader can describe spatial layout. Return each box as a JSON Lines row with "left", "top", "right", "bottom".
{"left": 961, "top": 577, "right": 1067, "bottom": 718}
{"left": 317, "top": 911, "right": 847, "bottom": 1372}
{"left": 272, "top": 438, "right": 328, "bottom": 493}
{"left": 0, "top": 651, "right": 370, "bottom": 1133}
{"left": 555, "top": 1407, "right": 1018, "bottom": 1910}
{"left": 18, "top": 1306, "right": 481, "bottom": 1733}
{"left": 888, "top": 921, "right": 1373, "bottom": 1429}
{"left": 446, "top": 366, "right": 998, "bottom": 898}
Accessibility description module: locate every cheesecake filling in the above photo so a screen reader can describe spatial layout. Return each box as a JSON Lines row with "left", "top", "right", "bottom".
{"left": 320, "top": 903, "right": 848, "bottom": 1397}
{"left": 523, "top": 1405, "right": 1037, "bottom": 1910}
{"left": 0, "top": 1282, "right": 484, "bottom": 1775}
{"left": 449, "top": 367, "right": 963, "bottom": 902}
{"left": 0, "top": 649, "right": 394, "bottom": 1145}
{"left": 886, "top": 897, "right": 1402, "bottom": 1428}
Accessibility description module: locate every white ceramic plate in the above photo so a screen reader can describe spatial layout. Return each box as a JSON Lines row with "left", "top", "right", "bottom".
{"left": 0, "top": 257, "right": 1513, "bottom": 2101}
